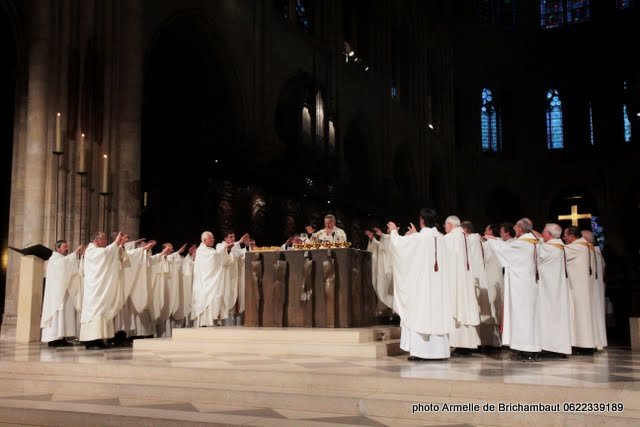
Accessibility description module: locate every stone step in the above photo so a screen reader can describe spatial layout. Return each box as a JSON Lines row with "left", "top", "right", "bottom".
{"left": 171, "top": 326, "right": 399, "bottom": 344}
{"left": 134, "top": 336, "right": 402, "bottom": 358}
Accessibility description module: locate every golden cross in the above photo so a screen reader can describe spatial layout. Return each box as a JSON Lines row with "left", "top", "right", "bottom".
{"left": 558, "top": 205, "right": 591, "bottom": 226}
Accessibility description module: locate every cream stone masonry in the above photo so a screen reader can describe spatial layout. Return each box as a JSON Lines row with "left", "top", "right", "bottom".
{"left": 15, "top": 256, "right": 44, "bottom": 343}
{"left": 1, "top": 0, "right": 144, "bottom": 339}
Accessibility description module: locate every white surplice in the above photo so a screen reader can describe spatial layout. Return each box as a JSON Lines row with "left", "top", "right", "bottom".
{"left": 80, "top": 242, "right": 123, "bottom": 341}
{"left": 593, "top": 246, "right": 607, "bottom": 349}
{"left": 444, "top": 228, "right": 480, "bottom": 349}
{"left": 467, "top": 233, "right": 500, "bottom": 347}
{"left": 537, "top": 238, "right": 572, "bottom": 355}
{"left": 41, "top": 252, "right": 80, "bottom": 342}
{"left": 192, "top": 243, "right": 227, "bottom": 326}
{"left": 565, "top": 238, "right": 598, "bottom": 349}
{"left": 487, "top": 233, "right": 541, "bottom": 353}
{"left": 389, "top": 227, "right": 451, "bottom": 359}
{"left": 367, "top": 234, "right": 394, "bottom": 310}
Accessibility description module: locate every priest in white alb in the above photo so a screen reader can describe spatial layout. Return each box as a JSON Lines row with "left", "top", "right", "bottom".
{"left": 388, "top": 208, "right": 451, "bottom": 361}
{"left": 114, "top": 237, "right": 156, "bottom": 343}
{"left": 444, "top": 216, "right": 480, "bottom": 354}
{"left": 192, "top": 231, "right": 232, "bottom": 326}
{"left": 216, "top": 231, "right": 249, "bottom": 326}
{"left": 485, "top": 218, "right": 541, "bottom": 360}
{"left": 41, "top": 240, "right": 83, "bottom": 347}
{"left": 582, "top": 230, "right": 607, "bottom": 350}
{"left": 462, "top": 221, "right": 500, "bottom": 348}
{"left": 176, "top": 244, "right": 197, "bottom": 328}
{"left": 365, "top": 227, "right": 394, "bottom": 313}
{"left": 563, "top": 226, "right": 598, "bottom": 354}
{"left": 80, "top": 231, "right": 126, "bottom": 349}
{"left": 535, "top": 223, "right": 571, "bottom": 356}
{"left": 482, "top": 224, "right": 504, "bottom": 334}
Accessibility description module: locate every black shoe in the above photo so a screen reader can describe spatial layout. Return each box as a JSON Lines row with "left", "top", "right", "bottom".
{"left": 572, "top": 347, "right": 595, "bottom": 356}
{"left": 48, "top": 339, "right": 73, "bottom": 348}
{"left": 84, "top": 339, "right": 107, "bottom": 350}
{"left": 451, "top": 348, "right": 473, "bottom": 357}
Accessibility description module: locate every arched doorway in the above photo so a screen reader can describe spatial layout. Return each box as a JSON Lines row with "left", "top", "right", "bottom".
{"left": 141, "top": 14, "right": 242, "bottom": 245}
{"left": 0, "top": 2, "right": 17, "bottom": 318}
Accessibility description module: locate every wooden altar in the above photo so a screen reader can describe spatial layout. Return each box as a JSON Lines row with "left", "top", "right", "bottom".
{"left": 243, "top": 248, "right": 377, "bottom": 327}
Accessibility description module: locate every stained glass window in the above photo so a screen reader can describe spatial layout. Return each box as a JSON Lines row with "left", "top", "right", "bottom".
{"left": 546, "top": 89, "right": 564, "bottom": 149}
{"left": 540, "top": 0, "right": 565, "bottom": 28}
{"left": 567, "top": 0, "right": 590, "bottom": 24}
{"left": 616, "top": 0, "right": 633, "bottom": 10}
{"left": 623, "top": 81, "right": 632, "bottom": 143}
{"left": 541, "top": 0, "right": 590, "bottom": 28}
{"left": 296, "top": 0, "right": 312, "bottom": 32}
{"left": 623, "top": 105, "right": 632, "bottom": 142}
{"left": 481, "top": 88, "right": 502, "bottom": 152}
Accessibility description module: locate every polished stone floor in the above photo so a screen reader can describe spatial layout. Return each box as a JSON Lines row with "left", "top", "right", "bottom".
{"left": 0, "top": 340, "right": 639, "bottom": 426}
{"left": 1, "top": 341, "right": 639, "bottom": 389}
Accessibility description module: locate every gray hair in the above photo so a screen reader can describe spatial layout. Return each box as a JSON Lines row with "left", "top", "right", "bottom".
{"left": 544, "top": 223, "right": 562, "bottom": 238}
{"left": 582, "top": 230, "right": 595, "bottom": 244}
{"left": 201, "top": 231, "right": 213, "bottom": 242}
{"left": 516, "top": 218, "right": 533, "bottom": 233}
{"left": 92, "top": 231, "right": 106, "bottom": 242}
{"left": 324, "top": 214, "right": 336, "bottom": 223}
{"left": 445, "top": 215, "right": 461, "bottom": 227}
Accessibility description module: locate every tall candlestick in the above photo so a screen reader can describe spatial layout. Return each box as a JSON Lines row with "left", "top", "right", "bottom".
{"left": 143, "top": 191, "right": 148, "bottom": 207}
{"left": 100, "top": 154, "right": 109, "bottom": 195}
{"left": 77, "top": 133, "right": 87, "bottom": 174}
{"left": 54, "top": 113, "right": 63, "bottom": 154}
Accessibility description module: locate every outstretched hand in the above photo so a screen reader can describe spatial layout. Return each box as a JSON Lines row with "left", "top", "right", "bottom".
{"left": 143, "top": 240, "right": 157, "bottom": 250}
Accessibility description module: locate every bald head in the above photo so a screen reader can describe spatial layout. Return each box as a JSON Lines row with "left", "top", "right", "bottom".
{"left": 515, "top": 218, "right": 533, "bottom": 237}
{"left": 582, "top": 230, "right": 595, "bottom": 244}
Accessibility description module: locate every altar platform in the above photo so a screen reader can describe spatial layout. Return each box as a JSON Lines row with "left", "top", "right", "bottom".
{"left": 0, "top": 329, "right": 639, "bottom": 426}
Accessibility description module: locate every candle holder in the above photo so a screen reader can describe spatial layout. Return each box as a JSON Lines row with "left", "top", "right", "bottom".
{"left": 53, "top": 113, "right": 64, "bottom": 155}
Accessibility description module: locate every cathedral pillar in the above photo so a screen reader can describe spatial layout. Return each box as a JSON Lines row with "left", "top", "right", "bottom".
{"left": 22, "top": 0, "right": 52, "bottom": 248}
{"left": 115, "top": 0, "right": 143, "bottom": 237}
{"left": 1, "top": 0, "right": 53, "bottom": 339}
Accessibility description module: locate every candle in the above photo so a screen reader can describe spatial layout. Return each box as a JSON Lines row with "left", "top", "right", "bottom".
{"left": 54, "top": 113, "right": 63, "bottom": 154}
{"left": 77, "top": 133, "right": 87, "bottom": 174}
{"left": 101, "top": 154, "right": 109, "bottom": 194}
{"left": 143, "top": 191, "right": 148, "bottom": 207}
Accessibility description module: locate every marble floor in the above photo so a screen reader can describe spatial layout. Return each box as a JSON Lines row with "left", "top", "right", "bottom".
{"left": 0, "top": 340, "right": 639, "bottom": 426}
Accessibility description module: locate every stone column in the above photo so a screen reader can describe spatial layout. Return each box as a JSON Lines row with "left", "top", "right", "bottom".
{"left": 1, "top": 0, "right": 52, "bottom": 339}
{"left": 23, "top": 0, "right": 52, "bottom": 248}
{"left": 116, "top": 0, "right": 143, "bottom": 237}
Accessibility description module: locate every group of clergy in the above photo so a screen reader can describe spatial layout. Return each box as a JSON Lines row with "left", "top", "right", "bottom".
{"left": 366, "top": 209, "right": 607, "bottom": 361}
{"left": 40, "top": 230, "right": 250, "bottom": 349}
{"left": 40, "top": 214, "right": 350, "bottom": 350}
